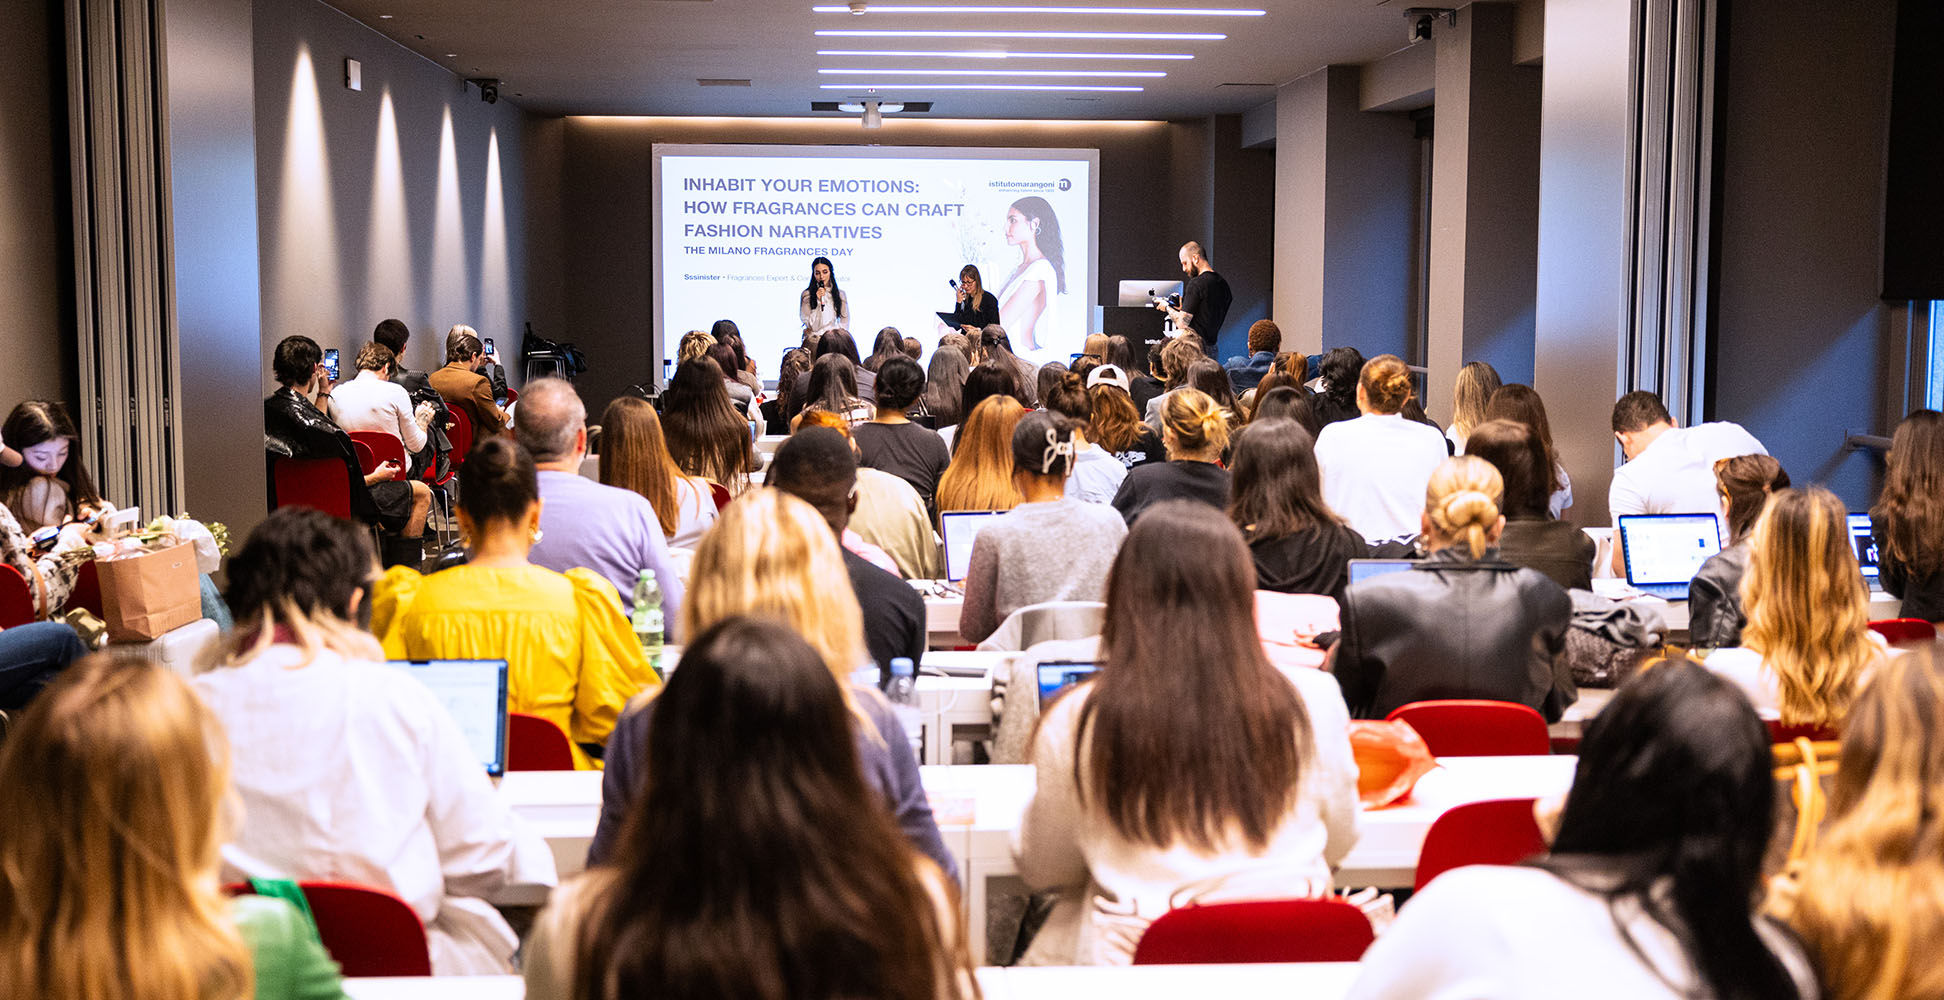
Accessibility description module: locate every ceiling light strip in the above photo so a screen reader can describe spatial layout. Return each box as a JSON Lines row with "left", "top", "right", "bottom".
{"left": 816, "top": 49, "right": 1194, "bottom": 59}
{"left": 819, "top": 82, "right": 1144, "bottom": 91}
{"left": 812, "top": 5, "right": 1264, "bottom": 14}
{"left": 815, "top": 29, "right": 1224, "bottom": 39}
{"left": 820, "top": 67, "right": 1164, "bottom": 77}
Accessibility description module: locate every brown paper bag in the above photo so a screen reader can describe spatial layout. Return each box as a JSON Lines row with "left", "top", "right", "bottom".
{"left": 95, "top": 541, "right": 201, "bottom": 641}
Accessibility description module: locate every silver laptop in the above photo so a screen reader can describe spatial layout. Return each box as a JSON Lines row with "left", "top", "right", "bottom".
{"left": 386, "top": 659, "right": 510, "bottom": 776}
{"left": 940, "top": 510, "right": 1005, "bottom": 583}
{"left": 1848, "top": 513, "right": 1884, "bottom": 593}
{"left": 1618, "top": 513, "right": 1723, "bottom": 600}
{"left": 1115, "top": 279, "right": 1183, "bottom": 307}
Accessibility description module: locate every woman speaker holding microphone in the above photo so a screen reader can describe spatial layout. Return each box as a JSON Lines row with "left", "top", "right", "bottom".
{"left": 800, "top": 255, "right": 850, "bottom": 338}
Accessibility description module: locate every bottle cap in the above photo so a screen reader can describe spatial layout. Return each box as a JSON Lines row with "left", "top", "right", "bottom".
{"left": 889, "top": 657, "right": 915, "bottom": 677}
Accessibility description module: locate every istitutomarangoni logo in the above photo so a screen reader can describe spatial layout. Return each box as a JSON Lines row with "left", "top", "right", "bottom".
{"left": 1058, "top": 178, "right": 1071, "bottom": 191}
{"left": 987, "top": 179, "right": 1060, "bottom": 192}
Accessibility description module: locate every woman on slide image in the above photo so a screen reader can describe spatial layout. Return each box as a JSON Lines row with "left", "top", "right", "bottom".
{"left": 800, "top": 255, "right": 849, "bottom": 338}
{"left": 997, "top": 196, "right": 1066, "bottom": 353}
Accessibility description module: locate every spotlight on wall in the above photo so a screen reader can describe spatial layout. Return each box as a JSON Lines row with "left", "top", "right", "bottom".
{"left": 849, "top": 0, "right": 868, "bottom": 13}
{"left": 837, "top": 98, "right": 904, "bottom": 129}
{"left": 1403, "top": 7, "right": 1456, "bottom": 44}
{"left": 468, "top": 77, "right": 501, "bottom": 103}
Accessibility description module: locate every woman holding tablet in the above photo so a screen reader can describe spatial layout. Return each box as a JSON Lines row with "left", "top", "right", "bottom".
{"left": 945, "top": 264, "right": 1001, "bottom": 335}
{"left": 799, "top": 255, "right": 849, "bottom": 338}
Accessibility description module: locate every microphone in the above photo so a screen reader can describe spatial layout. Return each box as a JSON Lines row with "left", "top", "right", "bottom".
{"left": 947, "top": 279, "right": 959, "bottom": 289}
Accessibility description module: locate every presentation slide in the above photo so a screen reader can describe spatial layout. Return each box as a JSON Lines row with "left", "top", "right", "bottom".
{"left": 653, "top": 144, "right": 1099, "bottom": 382}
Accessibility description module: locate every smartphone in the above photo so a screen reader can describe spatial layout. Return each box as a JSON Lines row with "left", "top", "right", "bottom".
{"left": 322, "top": 348, "right": 340, "bottom": 381}
{"left": 484, "top": 337, "right": 495, "bottom": 355}
{"left": 663, "top": 358, "right": 674, "bottom": 381}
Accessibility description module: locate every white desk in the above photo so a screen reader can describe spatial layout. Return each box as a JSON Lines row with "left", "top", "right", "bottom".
{"left": 923, "top": 592, "right": 965, "bottom": 648}
{"left": 915, "top": 673, "right": 995, "bottom": 765}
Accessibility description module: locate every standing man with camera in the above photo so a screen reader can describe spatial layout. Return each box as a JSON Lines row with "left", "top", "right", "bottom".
{"left": 1155, "top": 241, "right": 1232, "bottom": 357}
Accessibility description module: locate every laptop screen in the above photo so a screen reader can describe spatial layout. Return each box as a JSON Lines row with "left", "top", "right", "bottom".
{"left": 940, "top": 510, "right": 1005, "bottom": 583}
{"left": 1348, "top": 559, "right": 1416, "bottom": 585}
{"left": 1036, "top": 661, "right": 1098, "bottom": 707}
{"left": 386, "top": 659, "right": 510, "bottom": 776}
{"left": 1848, "top": 513, "right": 1880, "bottom": 582}
{"left": 1619, "top": 513, "right": 1723, "bottom": 587}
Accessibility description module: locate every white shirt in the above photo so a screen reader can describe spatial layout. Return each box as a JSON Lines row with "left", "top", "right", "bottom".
{"left": 667, "top": 475, "right": 718, "bottom": 549}
{"left": 1064, "top": 443, "right": 1128, "bottom": 504}
{"left": 800, "top": 286, "right": 849, "bottom": 336}
{"left": 195, "top": 645, "right": 556, "bottom": 974}
{"left": 330, "top": 370, "right": 428, "bottom": 454}
{"left": 1348, "top": 866, "right": 1819, "bottom": 1000}
{"left": 1608, "top": 422, "right": 1767, "bottom": 520}
{"left": 1702, "top": 635, "right": 1889, "bottom": 720}
{"left": 1315, "top": 412, "right": 1450, "bottom": 543}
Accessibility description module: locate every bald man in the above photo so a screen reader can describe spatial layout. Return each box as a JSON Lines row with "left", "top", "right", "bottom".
{"left": 1156, "top": 241, "right": 1232, "bottom": 353}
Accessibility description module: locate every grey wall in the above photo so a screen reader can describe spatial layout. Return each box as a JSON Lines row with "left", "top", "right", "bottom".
{"left": 1710, "top": 0, "right": 1898, "bottom": 508}
{"left": 0, "top": 0, "right": 77, "bottom": 411}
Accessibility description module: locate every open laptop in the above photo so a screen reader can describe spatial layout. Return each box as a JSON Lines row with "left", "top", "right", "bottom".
{"left": 1036, "top": 661, "right": 1099, "bottom": 707}
{"left": 1848, "top": 513, "right": 1885, "bottom": 592}
{"left": 386, "top": 659, "right": 510, "bottom": 776}
{"left": 940, "top": 510, "right": 1005, "bottom": 583}
{"left": 1347, "top": 558, "right": 1417, "bottom": 585}
{"left": 1618, "top": 513, "right": 1724, "bottom": 600}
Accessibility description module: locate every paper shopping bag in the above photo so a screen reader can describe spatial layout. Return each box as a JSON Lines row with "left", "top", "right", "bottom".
{"left": 95, "top": 542, "right": 201, "bottom": 641}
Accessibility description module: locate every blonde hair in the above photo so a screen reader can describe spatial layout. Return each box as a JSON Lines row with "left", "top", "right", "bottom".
{"left": 1160, "top": 387, "right": 1230, "bottom": 460}
{"left": 0, "top": 656, "right": 252, "bottom": 1000}
{"left": 1740, "top": 486, "right": 1878, "bottom": 728}
{"left": 937, "top": 395, "right": 1025, "bottom": 512}
{"left": 1359, "top": 354, "right": 1414, "bottom": 414}
{"left": 677, "top": 330, "right": 716, "bottom": 364}
{"left": 1780, "top": 651, "right": 1944, "bottom": 1000}
{"left": 1449, "top": 361, "right": 1503, "bottom": 441}
{"left": 1423, "top": 455, "right": 1503, "bottom": 559}
{"left": 681, "top": 488, "right": 868, "bottom": 685}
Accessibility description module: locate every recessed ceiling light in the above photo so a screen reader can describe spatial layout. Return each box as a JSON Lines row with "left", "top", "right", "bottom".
{"left": 815, "top": 29, "right": 1224, "bottom": 39}
{"left": 445, "top": 52, "right": 457, "bottom": 57}
{"left": 820, "top": 67, "right": 1164, "bottom": 77}
{"left": 378, "top": 13, "right": 392, "bottom": 17}
{"left": 836, "top": 101, "right": 906, "bottom": 112}
{"left": 819, "top": 82, "right": 1144, "bottom": 91}
{"left": 812, "top": 5, "right": 1264, "bottom": 13}
{"left": 817, "top": 49, "right": 1193, "bottom": 59}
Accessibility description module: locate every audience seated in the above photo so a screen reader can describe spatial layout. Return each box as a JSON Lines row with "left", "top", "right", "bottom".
{"left": 329, "top": 342, "right": 434, "bottom": 459}
{"left": 1185, "top": 358, "right": 1243, "bottom": 430}
{"left": 596, "top": 397, "right": 718, "bottom": 549}
{"left": 1310, "top": 346, "right": 1365, "bottom": 429}
{"left": 0, "top": 655, "right": 346, "bottom": 1000}
{"left": 1702, "top": 486, "right": 1886, "bottom": 726}
{"left": 1464, "top": 419, "right": 1596, "bottom": 591}
{"left": 0, "top": 492, "right": 89, "bottom": 619}
{"left": 1084, "top": 367, "right": 1164, "bottom": 471}
{"left": 1445, "top": 360, "right": 1502, "bottom": 454}
{"left": 944, "top": 361, "right": 1022, "bottom": 452}
{"left": 710, "top": 318, "right": 766, "bottom": 401}
{"left": 1, "top": 400, "right": 108, "bottom": 532}
{"left": 201, "top": 507, "right": 553, "bottom": 975}
{"left": 429, "top": 330, "right": 509, "bottom": 438}
{"left": 1773, "top": 651, "right": 1944, "bottom": 1000}
{"left": 798, "top": 354, "right": 874, "bottom": 428}
{"left": 1314, "top": 354, "right": 1449, "bottom": 543}
{"left": 938, "top": 396, "right": 1027, "bottom": 513}
{"left": 1349, "top": 657, "right": 1818, "bottom": 999}
{"left": 520, "top": 378, "right": 685, "bottom": 626}
{"left": 853, "top": 357, "right": 951, "bottom": 517}
{"left": 591, "top": 488, "right": 954, "bottom": 879}
{"left": 263, "top": 335, "right": 431, "bottom": 564}
{"left": 1687, "top": 454, "right": 1790, "bottom": 647}
{"left": 1106, "top": 335, "right": 1163, "bottom": 415}
{"left": 373, "top": 319, "right": 454, "bottom": 478}
{"left": 1013, "top": 500, "right": 1358, "bottom": 965}
{"left": 529, "top": 617, "right": 974, "bottom": 1000}
{"left": 661, "top": 358, "right": 758, "bottom": 494}
{"left": 793, "top": 411, "right": 939, "bottom": 579}
{"left": 1250, "top": 383, "right": 1323, "bottom": 437}
{"left": 1870, "top": 409, "right": 1944, "bottom": 623}
{"left": 677, "top": 328, "right": 715, "bottom": 365}
{"left": 768, "top": 428, "right": 925, "bottom": 682}
{"left": 1224, "top": 319, "right": 1281, "bottom": 393}
{"left": 1607, "top": 390, "right": 1768, "bottom": 570}
{"left": 862, "top": 326, "right": 906, "bottom": 373}
{"left": 919, "top": 344, "right": 970, "bottom": 429}
{"left": 976, "top": 325, "right": 1038, "bottom": 407}
{"left": 1485, "top": 383, "right": 1571, "bottom": 519}
{"left": 708, "top": 342, "right": 755, "bottom": 415}
{"left": 1331, "top": 456, "right": 1575, "bottom": 720}
{"left": 373, "top": 437, "right": 659, "bottom": 768}
{"left": 447, "top": 323, "right": 509, "bottom": 402}
{"left": 958, "top": 412, "right": 1126, "bottom": 644}
{"left": 1042, "top": 373, "right": 1127, "bottom": 503}
{"left": 814, "top": 329, "right": 875, "bottom": 401}
{"left": 1111, "top": 387, "right": 1231, "bottom": 524}
{"left": 0, "top": 620, "right": 88, "bottom": 711}
{"left": 1228, "top": 418, "right": 1367, "bottom": 603}
{"left": 1140, "top": 335, "right": 1205, "bottom": 431}
{"left": 1034, "top": 361, "right": 1069, "bottom": 407}
{"left": 773, "top": 346, "right": 814, "bottom": 428}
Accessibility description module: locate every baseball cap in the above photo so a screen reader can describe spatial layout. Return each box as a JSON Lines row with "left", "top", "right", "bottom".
{"left": 1085, "top": 364, "right": 1130, "bottom": 392}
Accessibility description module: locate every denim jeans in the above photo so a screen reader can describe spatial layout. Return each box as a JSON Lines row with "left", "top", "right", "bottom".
{"left": 0, "top": 621, "right": 88, "bottom": 710}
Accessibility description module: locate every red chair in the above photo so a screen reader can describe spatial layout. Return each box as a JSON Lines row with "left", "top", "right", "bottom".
{"left": 350, "top": 439, "right": 378, "bottom": 476}
{"left": 1386, "top": 700, "right": 1552, "bottom": 757}
{"left": 69, "top": 559, "right": 104, "bottom": 618}
{"left": 446, "top": 408, "right": 475, "bottom": 468}
{"left": 1767, "top": 719, "right": 1842, "bottom": 744}
{"left": 348, "top": 431, "right": 409, "bottom": 478}
{"left": 1415, "top": 797, "right": 1548, "bottom": 890}
{"left": 508, "top": 712, "right": 576, "bottom": 771}
{"left": 1869, "top": 618, "right": 1936, "bottom": 646}
{"left": 708, "top": 480, "right": 732, "bottom": 511}
{"left": 1132, "top": 899, "right": 1375, "bottom": 964}
{"left": 231, "top": 881, "right": 431, "bottom": 977}
{"left": 0, "top": 566, "right": 35, "bottom": 627}
{"left": 271, "top": 457, "right": 356, "bottom": 519}
{"left": 501, "top": 386, "right": 518, "bottom": 406}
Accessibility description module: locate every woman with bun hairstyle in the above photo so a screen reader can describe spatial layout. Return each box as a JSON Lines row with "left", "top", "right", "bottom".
{"left": 1871, "top": 409, "right": 1944, "bottom": 623}
{"left": 1330, "top": 456, "right": 1574, "bottom": 720}
{"left": 958, "top": 411, "right": 1127, "bottom": 644}
{"left": 1313, "top": 354, "right": 1450, "bottom": 543}
{"left": 1686, "top": 454, "right": 1790, "bottom": 648}
{"left": 1110, "top": 387, "right": 1231, "bottom": 525}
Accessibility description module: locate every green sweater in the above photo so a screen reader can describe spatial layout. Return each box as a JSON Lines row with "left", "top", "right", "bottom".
{"left": 229, "top": 895, "right": 348, "bottom": 1000}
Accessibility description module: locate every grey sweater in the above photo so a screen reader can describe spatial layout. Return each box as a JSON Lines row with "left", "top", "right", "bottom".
{"left": 958, "top": 499, "right": 1126, "bottom": 644}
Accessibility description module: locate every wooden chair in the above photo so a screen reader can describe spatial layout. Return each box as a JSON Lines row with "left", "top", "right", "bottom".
{"left": 1386, "top": 700, "right": 1552, "bottom": 757}
{"left": 1415, "top": 797, "right": 1549, "bottom": 890}
{"left": 1132, "top": 899, "right": 1375, "bottom": 965}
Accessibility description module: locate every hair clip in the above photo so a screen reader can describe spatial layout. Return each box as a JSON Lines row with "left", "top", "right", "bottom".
{"left": 1040, "top": 427, "right": 1075, "bottom": 474}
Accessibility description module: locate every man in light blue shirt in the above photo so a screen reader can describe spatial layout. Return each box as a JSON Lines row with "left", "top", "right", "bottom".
{"left": 517, "top": 378, "right": 684, "bottom": 636}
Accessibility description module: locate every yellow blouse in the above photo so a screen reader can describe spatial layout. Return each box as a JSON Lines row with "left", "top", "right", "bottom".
{"left": 373, "top": 564, "right": 659, "bottom": 770}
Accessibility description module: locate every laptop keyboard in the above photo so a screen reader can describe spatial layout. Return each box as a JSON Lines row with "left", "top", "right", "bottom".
{"left": 1634, "top": 583, "right": 1690, "bottom": 600}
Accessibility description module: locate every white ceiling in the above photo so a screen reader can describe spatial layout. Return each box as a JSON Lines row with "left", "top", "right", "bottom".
{"left": 323, "top": 0, "right": 1424, "bottom": 119}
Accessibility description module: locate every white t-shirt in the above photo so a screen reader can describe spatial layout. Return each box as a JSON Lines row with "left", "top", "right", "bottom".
{"left": 667, "top": 475, "right": 717, "bottom": 549}
{"left": 1348, "top": 866, "right": 1819, "bottom": 1000}
{"left": 1315, "top": 413, "right": 1450, "bottom": 543}
{"left": 330, "top": 371, "right": 428, "bottom": 454}
{"left": 1702, "top": 635, "right": 1889, "bottom": 720}
{"left": 1064, "top": 443, "right": 1128, "bottom": 505}
{"left": 1608, "top": 422, "right": 1767, "bottom": 520}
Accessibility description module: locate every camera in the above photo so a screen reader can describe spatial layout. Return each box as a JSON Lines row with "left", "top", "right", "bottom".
{"left": 469, "top": 77, "right": 500, "bottom": 104}
{"left": 1404, "top": 8, "right": 1456, "bottom": 44}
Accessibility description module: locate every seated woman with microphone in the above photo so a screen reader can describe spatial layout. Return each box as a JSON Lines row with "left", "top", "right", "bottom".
{"left": 800, "top": 255, "right": 850, "bottom": 338}
{"left": 944, "top": 264, "right": 1002, "bottom": 335}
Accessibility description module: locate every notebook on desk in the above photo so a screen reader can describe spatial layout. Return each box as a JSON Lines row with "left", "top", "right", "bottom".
{"left": 1618, "top": 513, "right": 1723, "bottom": 600}
{"left": 940, "top": 510, "right": 1005, "bottom": 583}
{"left": 386, "top": 659, "right": 510, "bottom": 776}
{"left": 1848, "top": 512, "right": 1885, "bottom": 593}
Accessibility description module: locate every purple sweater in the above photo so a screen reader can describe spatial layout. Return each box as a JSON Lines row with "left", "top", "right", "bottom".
{"left": 528, "top": 470, "right": 684, "bottom": 637}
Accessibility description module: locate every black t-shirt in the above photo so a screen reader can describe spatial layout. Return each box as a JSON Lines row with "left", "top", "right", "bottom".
{"left": 1109, "top": 427, "right": 1165, "bottom": 471}
{"left": 1249, "top": 523, "right": 1371, "bottom": 603}
{"left": 852, "top": 421, "right": 951, "bottom": 516}
{"left": 843, "top": 548, "right": 926, "bottom": 685}
{"left": 1128, "top": 373, "right": 1165, "bottom": 416}
{"left": 1181, "top": 269, "right": 1233, "bottom": 347}
{"left": 1111, "top": 460, "right": 1230, "bottom": 525}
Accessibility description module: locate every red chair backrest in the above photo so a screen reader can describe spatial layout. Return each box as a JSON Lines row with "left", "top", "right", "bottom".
{"left": 68, "top": 559, "right": 104, "bottom": 618}
{"left": 1869, "top": 618, "right": 1936, "bottom": 646}
{"left": 1767, "top": 719, "right": 1842, "bottom": 744}
{"left": 1386, "top": 700, "right": 1552, "bottom": 757}
{"left": 231, "top": 881, "right": 431, "bottom": 977}
{"left": 709, "top": 481, "right": 732, "bottom": 512}
{"left": 1132, "top": 899, "right": 1375, "bottom": 965}
{"left": 446, "top": 408, "right": 474, "bottom": 468}
{"left": 502, "top": 387, "right": 518, "bottom": 405}
{"left": 1415, "top": 797, "right": 1548, "bottom": 890}
{"left": 351, "top": 439, "right": 378, "bottom": 476}
{"left": 508, "top": 712, "right": 576, "bottom": 771}
{"left": 0, "top": 565, "right": 35, "bottom": 627}
{"left": 272, "top": 458, "right": 355, "bottom": 519}
{"left": 349, "top": 431, "right": 409, "bottom": 477}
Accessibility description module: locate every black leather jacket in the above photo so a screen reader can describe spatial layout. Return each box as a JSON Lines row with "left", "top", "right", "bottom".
{"left": 1332, "top": 546, "right": 1575, "bottom": 721}
{"left": 263, "top": 387, "right": 378, "bottom": 520}
{"left": 1686, "top": 541, "right": 1750, "bottom": 648}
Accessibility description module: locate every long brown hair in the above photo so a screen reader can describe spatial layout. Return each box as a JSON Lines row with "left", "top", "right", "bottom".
{"left": 1486, "top": 384, "right": 1564, "bottom": 495}
{"left": 661, "top": 359, "right": 755, "bottom": 491}
{"left": 0, "top": 400, "right": 103, "bottom": 527}
{"left": 1228, "top": 419, "right": 1337, "bottom": 540}
{"left": 1087, "top": 384, "right": 1142, "bottom": 452}
{"left": 0, "top": 656, "right": 253, "bottom": 1000}
{"left": 1871, "top": 409, "right": 1944, "bottom": 577}
{"left": 1077, "top": 500, "right": 1310, "bottom": 851}
{"left": 937, "top": 395, "right": 1025, "bottom": 512}
{"left": 599, "top": 397, "right": 691, "bottom": 538}
{"left": 1714, "top": 453, "right": 1790, "bottom": 544}
{"left": 573, "top": 617, "right": 974, "bottom": 1000}
{"left": 1742, "top": 486, "right": 1878, "bottom": 728}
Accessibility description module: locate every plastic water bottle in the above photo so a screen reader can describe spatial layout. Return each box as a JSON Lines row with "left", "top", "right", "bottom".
{"left": 885, "top": 657, "right": 925, "bottom": 761}
{"left": 631, "top": 569, "right": 665, "bottom": 680}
